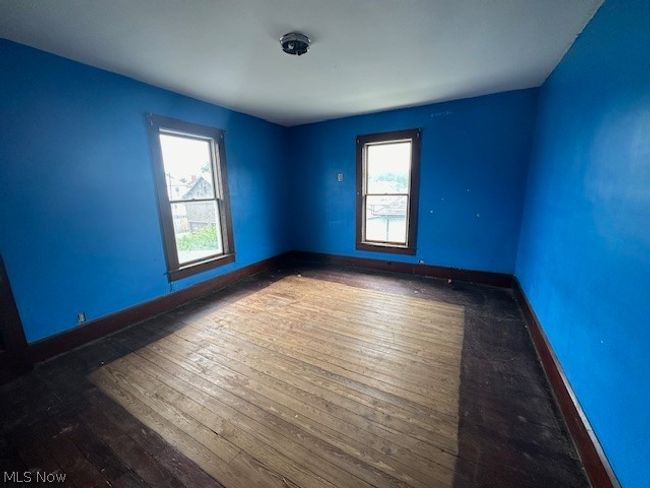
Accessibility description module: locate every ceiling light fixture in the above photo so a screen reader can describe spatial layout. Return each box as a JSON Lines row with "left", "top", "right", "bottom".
{"left": 280, "top": 32, "right": 310, "bottom": 56}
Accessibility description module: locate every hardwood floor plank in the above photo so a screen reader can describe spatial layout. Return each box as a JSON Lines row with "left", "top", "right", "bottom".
{"left": 146, "top": 322, "right": 456, "bottom": 438}
{"left": 84, "top": 388, "right": 225, "bottom": 488}
{"left": 177, "top": 312, "right": 456, "bottom": 413}
{"left": 154, "top": 333, "right": 458, "bottom": 481}
{"left": 128, "top": 346, "right": 380, "bottom": 488}
{"left": 223, "top": 293, "right": 465, "bottom": 366}
{"left": 170, "top": 320, "right": 460, "bottom": 436}
{"left": 36, "top": 419, "right": 113, "bottom": 488}
{"left": 90, "top": 276, "right": 465, "bottom": 488}
{"left": 216, "top": 307, "right": 460, "bottom": 391}
{"left": 2, "top": 267, "right": 588, "bottom": 488}
{"left": 91, "top": 363, "right": 307, "bottom": 488}
{"left": 77, "top": 400, "right": 183, "bottom": 488}
{"left": 180, "top": 330, "right": 459, "bottom": 455}
{"left": 107, "top": 355, "right": 342, "bottom": 488}
{"left": 125, "top": 340, "right": 433, "bottom": 488}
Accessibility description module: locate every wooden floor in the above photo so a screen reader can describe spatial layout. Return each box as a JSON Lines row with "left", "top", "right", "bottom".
{"left": 0, "top": 266, "right": 588, "bottom": 488}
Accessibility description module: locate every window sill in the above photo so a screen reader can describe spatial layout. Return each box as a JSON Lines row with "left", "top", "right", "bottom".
{"left": 356, "top": 242, "right": 416, "bottom": 256}
{"left": 168, "top": 253, "right": 235, "bottom": 281}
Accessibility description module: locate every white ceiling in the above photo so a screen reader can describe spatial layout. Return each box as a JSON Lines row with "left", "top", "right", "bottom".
{"left": 0, "top": 0, "right": 602, "bottom": 126}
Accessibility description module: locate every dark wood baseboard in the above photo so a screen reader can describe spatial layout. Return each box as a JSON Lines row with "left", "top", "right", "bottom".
{"left": 26, "top": 253, "right": 292, "bottom": 364}
{"left": 513, "top": 279, "right": 620, "bottom": 488}
{"left": 19, "top": 251, "right": 511, "bottom": 368}
{"left": 288, "top": 251, "right": 515, "bottom": 288}
{"left": 5, "top": 249, "right": 620, "bottom": 488}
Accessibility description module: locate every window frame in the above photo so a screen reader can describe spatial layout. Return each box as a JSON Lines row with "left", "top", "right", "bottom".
{"left": 356, "top": 128, "right": 421, "bottom": 255}
{"left": 147, "top": 114, "right": 235, "bottom": 281}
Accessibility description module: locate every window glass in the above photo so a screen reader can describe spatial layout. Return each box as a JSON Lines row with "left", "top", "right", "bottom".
{"left": 366, "top": 142, "right": 411, "bottom": 194}
{"left": 365, "top": 195, "right": 408, "bottom": 244}
{"left": 356, "top": 129, "right": 420, "bottom": 254}
{"left": 149, "top": 115, "right": 234, "bottom": 279}
{"left": 159, "top": 133, "right": 215, "bottom": 201}
{"left": 171, "top": 201, "right": 223, "bottom": 264}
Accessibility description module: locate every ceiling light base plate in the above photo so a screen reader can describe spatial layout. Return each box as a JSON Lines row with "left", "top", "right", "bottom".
{"left": 280, "top": 32, "right": 310, "bottom": 56}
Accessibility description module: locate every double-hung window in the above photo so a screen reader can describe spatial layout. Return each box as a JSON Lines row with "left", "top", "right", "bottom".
{"left": 356, "top": 129, "right": 421, "bottom": 255}
{"left": 147, "top": 115, "right": 235, "bottom": 280}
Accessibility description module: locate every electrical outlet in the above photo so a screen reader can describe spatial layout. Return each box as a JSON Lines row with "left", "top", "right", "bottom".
{"left": 77, "top": 311, "right": 87, "bottom": 324}
{"left": 336, "top": 172, "right": 344, "bottom": 182}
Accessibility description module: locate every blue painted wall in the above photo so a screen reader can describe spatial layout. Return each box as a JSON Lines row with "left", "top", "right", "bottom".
{"left": 4, "top": 10, "right": 647, "bottom": 483}
{"left": 516, "top": 1, "right": 650, "bottom": 486}
{"left": 288, "top": 90, "right": 538, "bottom": 273}
{"left": 0, "top": 40, "right": 290, "bottom": 342}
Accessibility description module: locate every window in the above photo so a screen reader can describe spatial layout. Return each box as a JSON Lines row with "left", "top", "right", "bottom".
{"left": 147, "top": 115, "right": 235, "bottom": 280}
{"left": 356, "top": 129, "right": 421, "bottom": 255}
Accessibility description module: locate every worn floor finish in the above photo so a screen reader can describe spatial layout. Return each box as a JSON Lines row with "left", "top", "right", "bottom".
{"left": 0, "top": 266, "right": 588, "bottom": 487}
